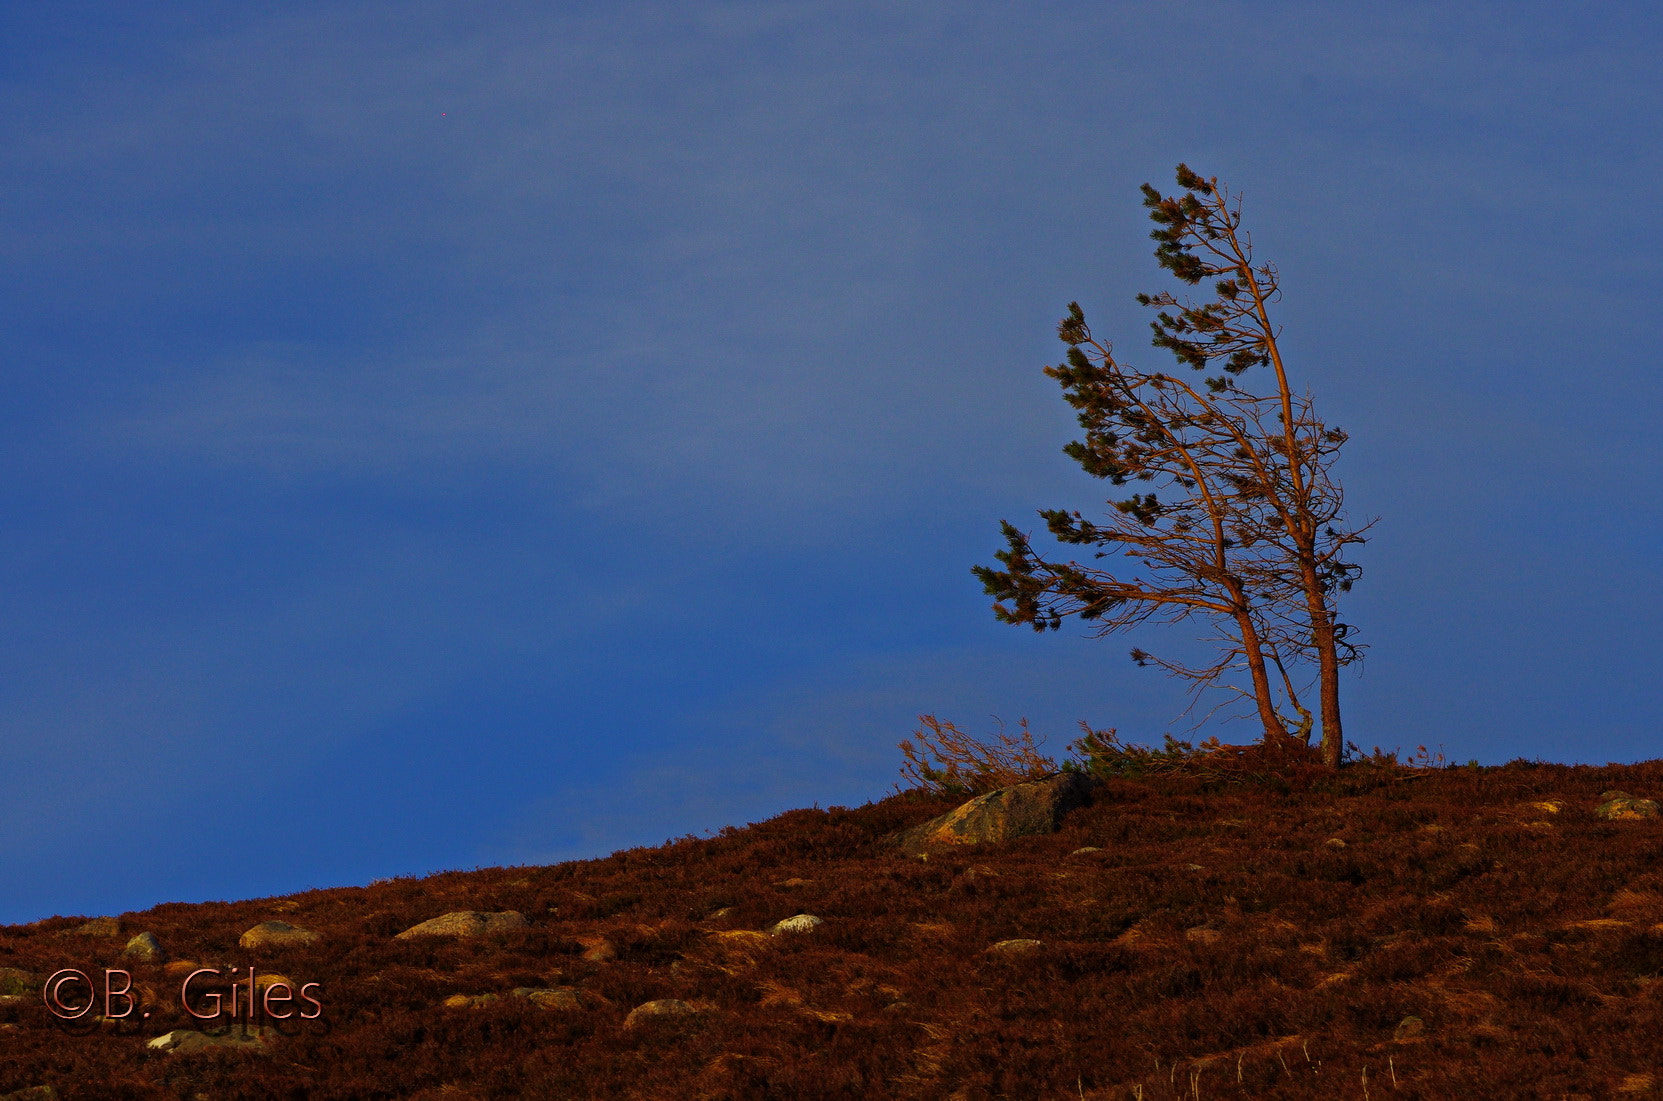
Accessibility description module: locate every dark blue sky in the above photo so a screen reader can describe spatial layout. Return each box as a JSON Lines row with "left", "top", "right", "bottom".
{"left": 4, "top": 2, "right": 1660, "bottom": 924}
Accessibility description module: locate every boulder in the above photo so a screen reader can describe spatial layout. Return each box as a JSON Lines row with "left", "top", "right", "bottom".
{"left": 769, "top": 914, "right": 823, "bottom": 935}
{"left": 442, "top": 993, "right": 501, "bottom": 1008}
{"left": 122, "top": 933, "right": 165, "bottom": 963}
{"left": 1597, "top": 792, "right": 1660, "bottom": 821}
{"left": 887, "top": 771, "right": 1095, "bottom": 855}
{"left": 623, "top": 998, "right": 700, "bottom": 1029}
{"left": 239, "top": 921, "right": 319, "bottom": 950}
{"left": 394, "top": 911, "right": 528, "bottom": 939}
{"left": 0, "top": 968, "right": 31, "bottom": 996}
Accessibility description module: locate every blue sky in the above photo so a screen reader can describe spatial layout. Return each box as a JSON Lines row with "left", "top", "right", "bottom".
{"left": 3, "top": 1, "right": 1660, "bottom": 924}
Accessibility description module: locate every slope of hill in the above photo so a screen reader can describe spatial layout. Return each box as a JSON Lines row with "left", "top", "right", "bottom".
{"left": 6, "top": 760, "right": 1663, "bottom": 1099}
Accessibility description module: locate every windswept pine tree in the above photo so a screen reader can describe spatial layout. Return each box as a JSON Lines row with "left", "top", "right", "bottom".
{"left": 974, "top": 165, "right": 1370, "bottom": 767}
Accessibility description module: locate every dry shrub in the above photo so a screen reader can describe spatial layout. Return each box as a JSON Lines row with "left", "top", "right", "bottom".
{"left": 897, "top": 714, "right": 1057, "bottom": 796}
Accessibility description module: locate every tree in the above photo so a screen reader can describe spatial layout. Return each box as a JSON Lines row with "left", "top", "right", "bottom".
{"left": 973, "top": 165, "right": 1369, "bottom": 767}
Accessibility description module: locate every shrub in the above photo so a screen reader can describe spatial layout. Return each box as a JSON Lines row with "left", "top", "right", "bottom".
{"left": 897, "top": 714, "right": 1057, "bottom": 796}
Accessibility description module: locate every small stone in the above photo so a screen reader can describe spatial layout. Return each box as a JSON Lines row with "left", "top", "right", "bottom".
{"left": 623, "top": 998, "right": 700, "bottom": 1029}
{"left": 577, "top": 936, "right": 617, "bottom": 962}
{"left": 704, "top": 907, "right": 735, "bottom": 920}
{"left": 122, "top": 933, "right": 165, "bottom": 963}
{"left": 1070, "top": 846, "right": 1103, "bottom": 855}
{"left": 147, "top": 1028, "right": 271, "bottom": 1054}
{"left": 769, "top": 914, "right": 824, "bottom": 935}
{"left": 1393, "top": 1015, "right": 1427, "bottom": 1042}
{"left": 513, "top": 986, "right": 582, "bottom": 1010}
{"left": 987, "top": 938, "right": 1043, "bottom": 955}
{"left": 442, "top": 993, "right": 500, "bottom": 1008}
{"left": 394, "top": 911, "right": 528, "bottom": 939}
{"left": 1324, "top": 838, "right": 1347, "bottom": 849}
{"left": 239, "top": 921, "right": 319, "bottom": 950}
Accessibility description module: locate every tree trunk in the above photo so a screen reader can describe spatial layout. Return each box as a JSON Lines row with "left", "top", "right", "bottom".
{"left": 1231, "top": 582, "right": 1292, "bottom": 746}
{"left": 1297, "top": 556, "right": 1344, "bottom": 766}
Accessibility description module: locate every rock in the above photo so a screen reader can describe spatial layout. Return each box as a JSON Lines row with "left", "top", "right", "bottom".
{"left": 62, "top": 916, "right": 120, "bottom": 938}
{"left": 394, "top": 911, "right": 528, "bottom": 939}
{"left": 576, "top": 936, "right": 617, "bottom": 962}
{"left": 512, "top": 986, "right": 583, "bottom": 1010}
{"left": 0, "top": 968, "right": 31, "bottom": 996}
{"left": 1324, "top": 838, "right": 1347, "bottom": 849}
{"left": 0, "top": 1088, "right": 58, "bottom": 1101}
{"left": 239, "top": 921, "right": 319, "bottom": 950}
{"left": 122, "top": 933, "right": 165, "bottom": 963}
{"left": 1070, "top": 846, "right": 1103, "bottom": 855}
{"left": 147, "top": 1028, "right": 271, "bottom": 1055}
{"left": 703, "top": 906, "right": 735, "bottom": 920}
{"left": 442, "top": 993, "right": 501, "bottom": 1008}
{"left": 1184, "top": 927, "right": 1222, "bottom": 945}
{"left": 774, "top": 877, "right": 813, "bottom": 888}
{"left": 769, "top": 914, "right": 824, "bottom": 935}
{"left": 987, "top": 938, "right": 1043, "bottom": 955}
{"left": 1597, "top": 792, "right": 1660, "bottom": 820}
{"left": 1393, "top": 1015, "right": 1427, "bottom": 1042}
{"left": 887, "top": 771, "right": 1095, "bottom": 855}
{"left": 623, "top": 998, "right": 700, "bottom": 1029}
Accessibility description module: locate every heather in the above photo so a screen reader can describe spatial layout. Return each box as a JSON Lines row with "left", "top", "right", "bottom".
{"left": 4, "top": 758, "right": 1663, "bottom": 1098}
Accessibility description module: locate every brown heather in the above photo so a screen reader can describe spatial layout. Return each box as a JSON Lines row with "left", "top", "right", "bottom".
{"left": 7, "top": 760, "right": 1663, "bottom": 1098}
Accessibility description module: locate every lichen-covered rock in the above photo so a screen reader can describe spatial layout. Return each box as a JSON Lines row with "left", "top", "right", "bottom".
{"left": 768, "top": 914, "right": 823, "bottom": 935}
{"left": 239, "top": 921, "right": 319, "bottom": 950}
{"left": 394, "top": 911, "right": 528, "bottom": 939}
{"left": 887, "top": 771, "right": 1095, "bottom": 855}
{"left": 1597, "top": 792, "right": 1660, "bottom": 820}
{"left": 122, "top": 933, "right": 165, "bottom": 963}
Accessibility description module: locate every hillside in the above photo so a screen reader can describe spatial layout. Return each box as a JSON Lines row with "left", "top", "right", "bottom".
{"left": 6, "top": 760, "right": 1663, "bottom": 1099}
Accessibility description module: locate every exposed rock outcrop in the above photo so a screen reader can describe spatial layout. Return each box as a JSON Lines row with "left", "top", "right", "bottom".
{"left": 394, "top": 911, "right": 528, "bottom": 939}
{"left": 887, "top": 771, "right": 1095, "bottom": 855}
